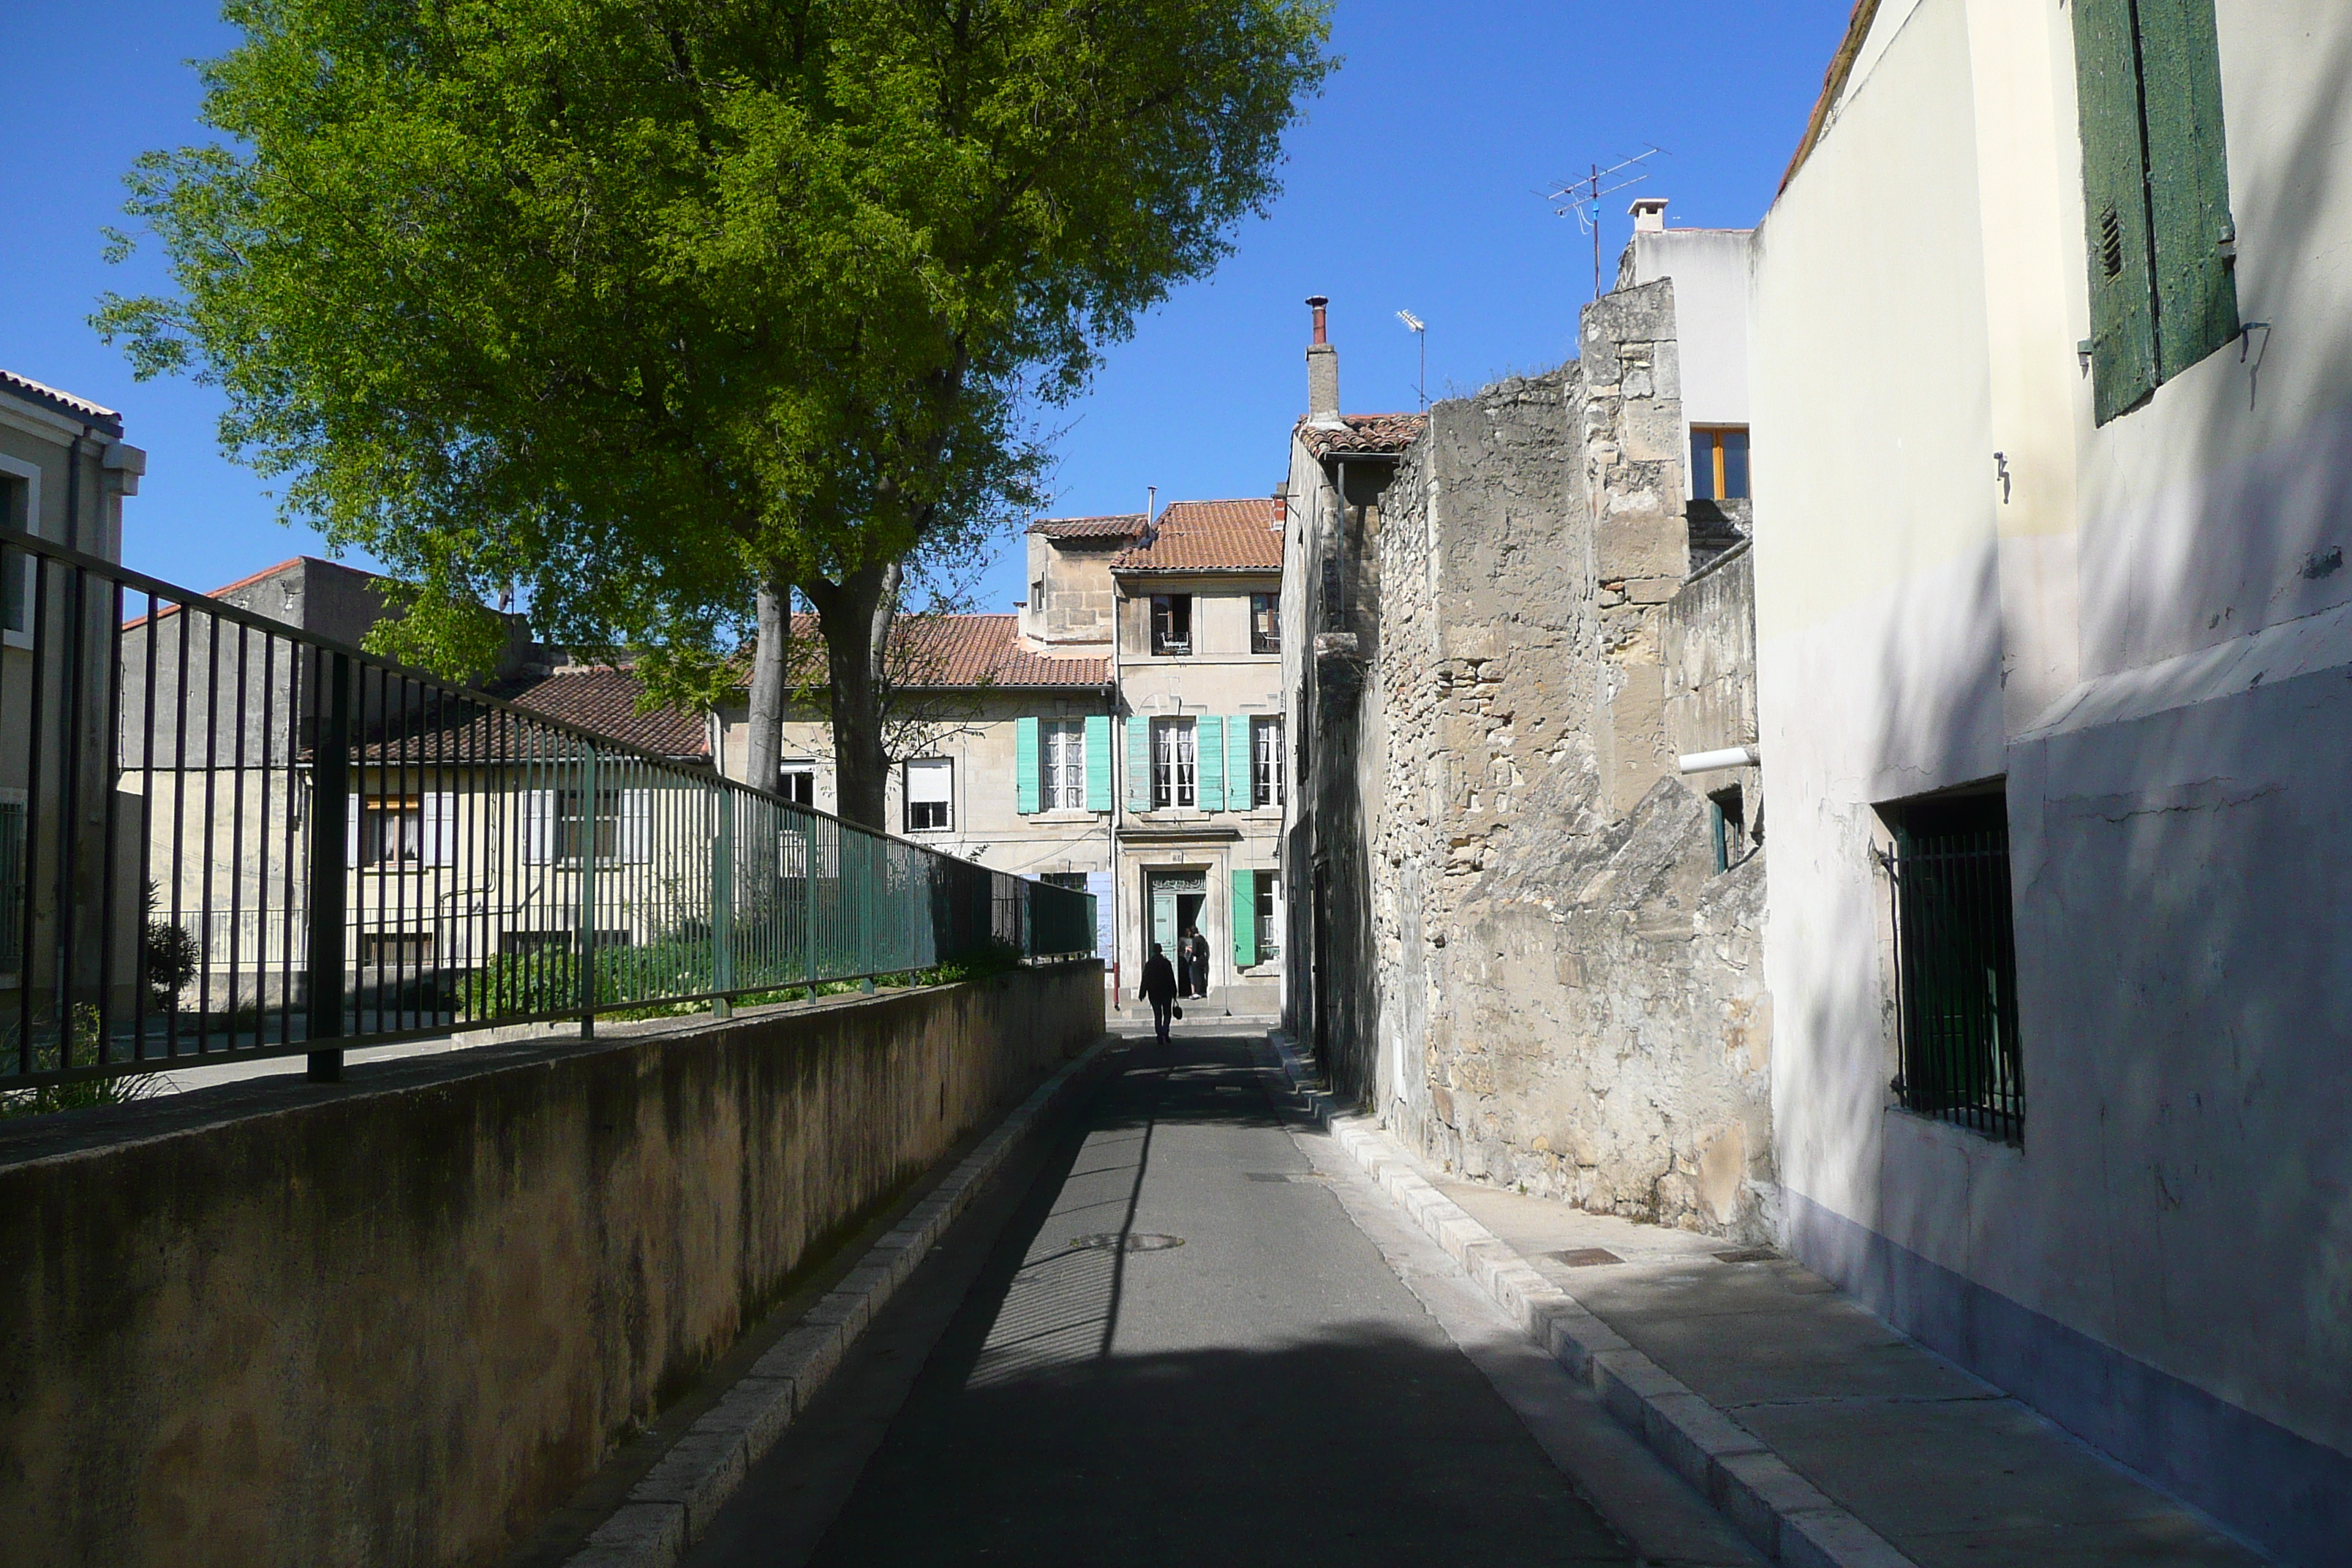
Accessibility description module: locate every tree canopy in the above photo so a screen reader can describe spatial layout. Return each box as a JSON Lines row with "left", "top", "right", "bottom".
{"left": 99, "top": 0, "right": 1332, "bottom": 823}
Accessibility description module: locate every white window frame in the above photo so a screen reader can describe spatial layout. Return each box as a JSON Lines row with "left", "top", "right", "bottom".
{"left": 0, "top": 454, "right": 41, "bottom": 649}
{"left": 1153, "top": 718, "right": 1197, "bottom": 810}
{"left": 1253, "top": 716, "right": 1286, "bottom": 810}
{"left": 905, "top": 757, "right": 953, "bottom": 832}
{"left": 779, "top": 766, "right": 815, "bottom": 807}
{"left": 1043, "top": 719, "right": 1086, "bottom": 810}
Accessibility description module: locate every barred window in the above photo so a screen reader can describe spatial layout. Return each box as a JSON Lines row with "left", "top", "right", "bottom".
{"left": 1882, "top": 791, "right": 2024, "bottom": 1143}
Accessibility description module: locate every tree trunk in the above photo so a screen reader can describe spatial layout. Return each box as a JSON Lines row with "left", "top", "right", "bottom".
{"left": 804, "top": 559, "right": 900, "bottom": 831}
{"left": 745, "top": 570, "right": 792, "bottom": 794}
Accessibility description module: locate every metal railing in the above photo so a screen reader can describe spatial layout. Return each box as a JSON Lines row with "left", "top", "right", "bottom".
{"left": 1881, "top": 826, "right": 2024, "bottom": 1143}
{"left": 0, "top": 524, "right": 1096, "bottom": 1088}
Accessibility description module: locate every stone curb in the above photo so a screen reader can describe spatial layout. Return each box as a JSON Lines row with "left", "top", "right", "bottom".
{"left": 1263, "top": 1030, "right": 1918, "bottom": 1568}
{"left": 564, "top": 1035, "right": 1116, "bottom": 1568}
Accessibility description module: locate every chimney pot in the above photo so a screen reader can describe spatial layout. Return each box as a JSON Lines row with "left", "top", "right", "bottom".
{"left": 1272, "top": 486, "right": 1289, "bottom": 527}
{"left": 1305, "top": 296, "right": 1341, "bottom": 423}
{"left": 1630, "top": 197, "right": 1670, "bottom": 233}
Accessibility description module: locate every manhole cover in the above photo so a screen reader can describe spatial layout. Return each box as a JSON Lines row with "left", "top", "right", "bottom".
{"left": 1714, "top": 1247, "right": 1778, "bottom": 1264}
{"left": 1071, "top": 1232, "right": 1186, "bottom": 1253}
{"left": 1553, "top": 1248, "right": 1624, "bottom": 1267}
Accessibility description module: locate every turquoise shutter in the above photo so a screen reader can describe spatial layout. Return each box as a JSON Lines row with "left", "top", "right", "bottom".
{"left": 1232, "top": 870, "right": 1257, "bottom": 968}
{"left": 1196, "top": 715, "right": 1224, "bottom": 812}
{"left": 2137, "top": 0, "right": 2239, "bottom": 379}
{"left": 1127, "top": 717, "right": 1151, "bottom": 811}
{"left": 1085, "top": 715, "right": 1112, "bottom": 813}
{"left": 2073, "top": 0, "right": 2160, "bottom": 423}
{"left": 1229, "top": 717, "right": 1254, "bottom": 810}
{"left": 1015, "top": 717, "right": 1041, "bottom": 814}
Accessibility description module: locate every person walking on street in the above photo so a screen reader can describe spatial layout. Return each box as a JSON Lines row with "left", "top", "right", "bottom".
{"left": 1141, "top": 943, "right": 1179, "bottom": 1044}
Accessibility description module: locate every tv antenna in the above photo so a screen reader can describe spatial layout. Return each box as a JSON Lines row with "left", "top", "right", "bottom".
{"left": 1395, "top": 310, "right": 1426, "bottom": 411}
{"left": 1546, "top": 146, "right": 1667, "bottom": 301}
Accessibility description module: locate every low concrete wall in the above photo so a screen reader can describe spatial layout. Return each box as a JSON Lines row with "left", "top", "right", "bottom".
{"left": 0, "top": 962, "right": 1103, "bottom": 1568}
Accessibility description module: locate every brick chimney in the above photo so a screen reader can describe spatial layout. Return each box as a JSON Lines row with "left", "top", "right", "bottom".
{"left": 1305, "top": 295, "right": 1343, "bottom": 427}
{"left": 1271, "top": 483, "right": 1288, "bottom": 529}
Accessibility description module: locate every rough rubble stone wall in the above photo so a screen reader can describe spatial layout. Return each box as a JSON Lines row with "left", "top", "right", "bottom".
{"left": 1365, "top": 291, "right": 1774, "bottom": 1241}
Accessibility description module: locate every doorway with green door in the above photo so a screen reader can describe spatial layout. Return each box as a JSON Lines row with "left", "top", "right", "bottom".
{"left": 1145, "top": 867, "right": 1209, "bottom": 995}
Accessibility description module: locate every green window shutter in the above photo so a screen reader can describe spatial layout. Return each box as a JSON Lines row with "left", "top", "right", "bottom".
{"left": 1127, "top": 717, "right": 1151, "bottom": 812}
{"left": 1232, "top": 869, "right": 1257, "bottom": 968}
{"left": 1085, "top": 715, "right": 1112, "bottom": 813}
{"left": 2073, "top": 0, "right": 2160, "bottom": 423}
{"left": 1196, "top": 715, "right": 1224, "bottom": 812}
{"left": 2137, "top": 0, "right": 2238, "bottom": 380}
{"left": 1229, "top": 717, "right": 1255, "bottom": 810}
{"left": 1014, "top": 717, "right": 1041, "bottom": 815}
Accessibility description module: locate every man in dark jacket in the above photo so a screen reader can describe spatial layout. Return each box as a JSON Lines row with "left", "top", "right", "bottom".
{"left": 1186, "top": 929, "right": 1210, "bottom": 1000}
{"left": 1140, "top": 942, "right": 1179, "bottom": 1044}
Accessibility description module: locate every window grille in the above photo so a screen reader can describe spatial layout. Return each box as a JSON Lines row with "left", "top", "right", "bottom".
{"left": 1251, "top": 592, "right": 1281, "bottom": 654}
{"left": 1253, "top": 717, "right": 1285, "bottom": 809}
{"left": 1150, "top": 595, "right": 1193, "bottom": 656}
{"left": 1880, "top": 797, "right": 2024, "bottom": 1142}
{"left": 1152, "top": 719, "right": 1196, "bottom": 810}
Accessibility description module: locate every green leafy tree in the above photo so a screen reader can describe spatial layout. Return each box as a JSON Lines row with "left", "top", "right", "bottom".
{"left": 98, "top": 0, "right": 1333, "bottom": 827}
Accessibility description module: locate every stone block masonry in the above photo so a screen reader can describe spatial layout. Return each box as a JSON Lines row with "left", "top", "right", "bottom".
{"left": 0, "top": 965, "right": 1103, "bottom": 1568}
{"left": 1348, "top": 278, "right": 1771, "bottom": 1241}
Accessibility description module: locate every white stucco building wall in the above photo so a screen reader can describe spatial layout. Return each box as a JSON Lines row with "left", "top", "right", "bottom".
{"left": 1745, "top": 1, "right": 2352, "bottom": 1559}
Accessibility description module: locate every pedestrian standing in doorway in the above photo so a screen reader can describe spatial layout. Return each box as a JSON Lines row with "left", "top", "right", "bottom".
{"left": 1186, "top": 927, "right": 1210, "bottom": 1000}
{"left": 1142, "top": 942, "right": 1179, "bottom": 1044}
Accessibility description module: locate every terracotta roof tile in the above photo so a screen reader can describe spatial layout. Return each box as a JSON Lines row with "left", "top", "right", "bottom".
{"left": 1028, "top": 513, "right": 1147, "bottom": 540}
{"left": 1112, "top": 498, "right": 1282, "bottom": 573}
{"left": 500, "top": 666, "right": 712, "bottom": 758}
{"left": 756, "top": 613, "right": 1107, "bottom": 689}
{"left": 1297, "top": 412, "right": 1427, "bottom": 458}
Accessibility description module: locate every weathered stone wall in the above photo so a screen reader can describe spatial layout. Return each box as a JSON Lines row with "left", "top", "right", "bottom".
{"left": 1359, "top": 287, "right": 1774, "bottom": 1240}
{"left": 0, "top": 965, "right": 1102, "bottom": 1568}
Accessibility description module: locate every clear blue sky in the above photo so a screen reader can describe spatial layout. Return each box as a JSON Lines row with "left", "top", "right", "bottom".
{"left": 0, "top": 1, "right": 1851, "bottom": 618}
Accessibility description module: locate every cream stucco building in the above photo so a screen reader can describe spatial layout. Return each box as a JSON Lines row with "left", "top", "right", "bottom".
{"left": 715, "top": 500, "right": 1289, "bottom": 1012}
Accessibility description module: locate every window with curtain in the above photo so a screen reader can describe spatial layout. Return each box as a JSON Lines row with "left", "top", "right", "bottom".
{"left": 905, "top": 758, "right": 953, "bottom": 831}
{"left": 1152, "top": 718, "right": 1197, "bottom": 809}
{"left": 1043, "top": 720, "right": 1087, "bottom": 810}
{"left": 1253, "top": 717, "right": 1286, "bottom": 809}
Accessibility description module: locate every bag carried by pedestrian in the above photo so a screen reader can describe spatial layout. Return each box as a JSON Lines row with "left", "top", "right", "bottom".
{"left": 1172, "top": 1005, "right": 1183, "bottom": 1020}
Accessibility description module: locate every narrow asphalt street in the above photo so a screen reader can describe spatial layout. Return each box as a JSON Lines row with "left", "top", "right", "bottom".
{"left": 680, "top": 1025, "right": 1761, "bottom": 1568}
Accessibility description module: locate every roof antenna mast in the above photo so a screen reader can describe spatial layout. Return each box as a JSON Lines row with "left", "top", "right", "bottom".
{"left": 1545, "top": 146, "right": 1667, "bottom": 302}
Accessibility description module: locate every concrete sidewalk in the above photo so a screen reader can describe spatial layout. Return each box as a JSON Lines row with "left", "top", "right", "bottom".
{"left": 1281, "top": 1039, "right": 2272, "bottom": 1567}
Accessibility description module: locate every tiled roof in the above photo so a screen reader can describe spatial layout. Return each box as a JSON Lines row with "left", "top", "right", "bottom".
{"left": 1029, "top": 513, "right": 1147, "bottom": 540}
{"left": 500, "top": 666, "right": 712, "bottom": 758}
{"left": 751, "top": 613, "right": 1108, "bottom": 689}
{"left": 1112, "top": 498, "right": 1283, "bottom": 573}
{"left": 0, "top": 369, "right": 124, "bottom": 436}
{"left": 1297, "top": 412, "right": 1427, "bottom": 458}
{"left": 1782, "top": 0, "right": 1881, "bottom": 193}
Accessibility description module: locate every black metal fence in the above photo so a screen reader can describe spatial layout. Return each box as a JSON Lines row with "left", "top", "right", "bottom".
{"left": 1882, "top": 824, "right": 2024, "bottom": 1142}
{"left": 0, "top": 524, "right": 1095, "bottom": 1089}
